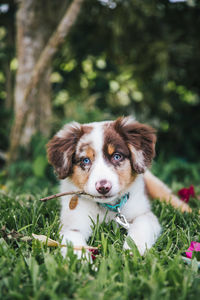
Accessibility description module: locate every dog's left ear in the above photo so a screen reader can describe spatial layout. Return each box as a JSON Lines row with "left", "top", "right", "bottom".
{"left": 115, "top": 117, "right": 156, "bottom": 173}
{"left": 46, "top": 122, "right": 84, "bottom": 179}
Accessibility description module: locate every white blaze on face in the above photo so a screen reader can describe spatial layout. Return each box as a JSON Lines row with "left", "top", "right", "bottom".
{"left": 83, "top": 123, "right": 120, "bottom": 197}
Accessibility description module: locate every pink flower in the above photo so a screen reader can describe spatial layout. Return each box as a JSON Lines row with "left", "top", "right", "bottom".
{"left": 186, "top": 241, "right": 200, "bottom": 259}
{"left": 178, "top": 185, "right": 195, "bottom": 203}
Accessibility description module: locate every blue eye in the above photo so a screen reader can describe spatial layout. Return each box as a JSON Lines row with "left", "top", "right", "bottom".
{"left": 83, "top": 157, "right": 91, "bottom": 164}
{"left": 113, "top": 153, "right": 123, "bottom": 161}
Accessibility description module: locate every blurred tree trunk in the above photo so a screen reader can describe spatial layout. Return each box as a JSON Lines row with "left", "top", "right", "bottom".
{"left": 8, "top": 0, "right": 84, "bottom": 162}
{"left": 2, "top": 1, "right": 15, "bottom": 110}
{"left": 14, "top": 0, "right": 52, "bottom": 145}
{"left": 13, "top": 0, "right": 63, "bottom": 146}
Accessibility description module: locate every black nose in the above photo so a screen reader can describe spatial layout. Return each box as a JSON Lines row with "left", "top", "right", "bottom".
{"left": 95, "top": 180, "right": 112, "bottom": 195}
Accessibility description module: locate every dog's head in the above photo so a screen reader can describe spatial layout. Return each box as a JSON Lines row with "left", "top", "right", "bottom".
{"left": 47, "top": 117, "right": 156, "bottom": 201}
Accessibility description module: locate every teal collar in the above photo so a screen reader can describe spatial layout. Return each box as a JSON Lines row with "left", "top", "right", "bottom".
{"left": 98, "top": 193, "right": 129, "bottom": 212}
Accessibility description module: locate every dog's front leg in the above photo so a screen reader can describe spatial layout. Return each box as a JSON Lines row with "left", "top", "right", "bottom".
{"left": 60, "top": 208, "right": 93, "bottom": 259}
{"left": 61, "top": 228, "right": 90, "bottom": 259}
{"left": 123, "top": 212, "right": 161, "bottom": 255}
{"left": 60, "top": 196, "right": 100, "bottom": 259}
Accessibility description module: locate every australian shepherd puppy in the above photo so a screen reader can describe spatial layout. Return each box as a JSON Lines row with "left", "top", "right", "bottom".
{"left": 47, "top": 117, "right": 190, "bottom": 257}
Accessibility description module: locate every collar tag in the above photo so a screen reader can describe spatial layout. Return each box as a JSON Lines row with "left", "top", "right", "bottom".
{"left": 115, "top": 208, "right": 130, "bottom": 230}
{"left": 98, "top": 193, "right": 130, "bottom": 230}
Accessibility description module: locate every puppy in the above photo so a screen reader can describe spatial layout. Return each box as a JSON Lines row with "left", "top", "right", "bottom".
{"left": 47, "top": 117, "right": 189, "bottom": 257}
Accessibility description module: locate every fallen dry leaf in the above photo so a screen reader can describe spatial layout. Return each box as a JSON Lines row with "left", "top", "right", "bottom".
{"left": 32, "top": 233, "right": 98, "bottom": 251}
{"left": 32, "top": 233, "right": 60, "bottom": 246}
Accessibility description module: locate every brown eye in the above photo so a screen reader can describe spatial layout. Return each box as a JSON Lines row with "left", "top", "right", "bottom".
{"left": 112, "top": 153, "right": 123, "bottom": 162}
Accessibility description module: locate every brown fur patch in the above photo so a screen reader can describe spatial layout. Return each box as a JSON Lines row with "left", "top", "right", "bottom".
{"left": 103, "top": 123, "right": 130, "bottom": 159}
{"left": 71, "top": 143, "right": 95, "bottom": 188}
{"left": 107, "top": 144, "right": 115, "bottom": 156}
{"left": 82, "top": 125, "right": 93, "bottom": 134}
{"left": 69, "top": 195, "right": 79, "bottom": 210}
{"left": 102, "top": 123, "right": 137, "bottom": 190}
{"left": 70, "top": 165, "right": 89, "bottom": 189}
{"left": 116, "top": 160, "right": 137, "bottom": 189}
{"left": 114, "top": 117, "right": 156, "bottom": 173}
{"left": 144, "top": 170, "right": 192, "bottom": 213}
{"left": 77, "top": 143, "right": 95, "bottom": 162}
{"left": 86, "top": 146, "right": 95, "bottom": 161}
{"left": 47, "top": 124, "right": 92, "bottom": 179}
{"left": 78, "top": 143, "right": 90, "bottom": 154}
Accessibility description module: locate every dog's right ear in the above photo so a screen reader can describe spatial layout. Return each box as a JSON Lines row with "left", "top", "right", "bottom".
{"left": 114, "top": 117, "right": 156, "bottom": 174}
{"left": 47, "top": 122, "right": 83, "bottom": 179}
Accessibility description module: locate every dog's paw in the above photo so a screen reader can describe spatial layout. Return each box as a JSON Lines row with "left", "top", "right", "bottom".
{"left": 61, "top": 246, "right": 67, "bottom": 258}
{"left": 123, "top": 240, "right": 146, "bottom": 256}
{"left": 61, "top": 245, "right": 93, "bottom": 262}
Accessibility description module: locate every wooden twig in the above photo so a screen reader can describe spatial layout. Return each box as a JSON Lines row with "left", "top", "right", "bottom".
{"left": 40, "top": 191, "right": 93, "bottom": 202}
{"left": 72, "top": 245, "right": 99, "bottom": 251}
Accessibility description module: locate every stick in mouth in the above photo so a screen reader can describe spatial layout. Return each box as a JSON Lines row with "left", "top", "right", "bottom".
{"left": 40, "top": 191, "right": 113, "bottom": 202}
{"left": 40, "top": 191, "right": 96, "bottom": 202}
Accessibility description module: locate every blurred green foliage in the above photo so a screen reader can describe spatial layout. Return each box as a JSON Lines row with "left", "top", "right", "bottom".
{"left": 1, "top": 133, "right": 56, "bottom": 192}
{"left": 52, "top": 0, "right": 200, "bottom": 161}
{"left": 0, "top": 0, "right": 200, "bottom": 181}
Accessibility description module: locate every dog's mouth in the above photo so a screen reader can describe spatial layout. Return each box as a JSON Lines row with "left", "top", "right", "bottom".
{"left": 81, "top": 193, "right": 121, "bottom": 204}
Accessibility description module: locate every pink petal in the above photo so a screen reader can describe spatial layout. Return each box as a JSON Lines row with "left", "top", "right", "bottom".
{"left": 186, "top": 241, "right": 200, "bottom": 259}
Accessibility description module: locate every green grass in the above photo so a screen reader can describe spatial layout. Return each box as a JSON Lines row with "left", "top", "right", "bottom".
{"left": 0, "top": 182, "right": 200, "bottom": 300}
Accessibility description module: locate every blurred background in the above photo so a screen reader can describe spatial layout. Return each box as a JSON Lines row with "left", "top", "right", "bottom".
{"left": 0, "top": 0, "right": 200, "bottom": 192}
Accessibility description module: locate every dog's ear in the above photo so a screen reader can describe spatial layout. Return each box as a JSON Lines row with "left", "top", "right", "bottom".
{"left": 114, "top": 117, "right": 156, "bottom": 173}
{"left": 47, "top": 122, "right": 83, "bottom": 179}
